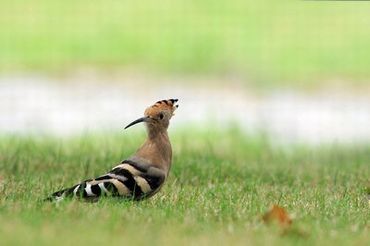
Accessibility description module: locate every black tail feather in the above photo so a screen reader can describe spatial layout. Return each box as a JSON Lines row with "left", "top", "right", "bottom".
{"left": 44, "top": 185, "right": 79, "bottom": 202}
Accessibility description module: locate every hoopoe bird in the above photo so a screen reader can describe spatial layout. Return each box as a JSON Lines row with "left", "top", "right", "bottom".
{"left": 47, "top": 99, "right": 179, "bottom": 201}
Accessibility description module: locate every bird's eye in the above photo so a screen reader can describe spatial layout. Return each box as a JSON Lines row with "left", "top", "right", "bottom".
{"left": 159, "top": 113, "right": 164, "bottom": 120}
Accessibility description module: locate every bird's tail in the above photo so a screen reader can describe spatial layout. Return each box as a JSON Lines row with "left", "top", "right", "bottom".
{"left": 44, "top": 184, "right": 81, "bottom": 202}
{"left": 45, "top": 176, "right": 132, "bottom": 202}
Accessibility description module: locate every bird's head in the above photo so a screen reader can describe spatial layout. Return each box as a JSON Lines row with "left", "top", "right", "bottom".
{"left": 125, "top": 99, "right": 179, "bottom": 132}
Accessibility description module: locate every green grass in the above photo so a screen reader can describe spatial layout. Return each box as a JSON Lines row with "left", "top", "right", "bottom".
{"left": 1, "top": 1, "right": 370, "bottom": 87}
{"left": 0, "top": 129, "right": 369, "bottom": 245}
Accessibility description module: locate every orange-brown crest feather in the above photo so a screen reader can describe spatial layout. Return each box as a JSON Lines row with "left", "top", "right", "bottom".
{"left": 145, "top": 99, "right": 178, "bottom": 117}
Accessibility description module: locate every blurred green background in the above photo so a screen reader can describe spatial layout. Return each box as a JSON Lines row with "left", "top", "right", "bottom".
{"left": 1, "top": 3, "right": 369, "bottom": 245}
{"left": 1, "top": 0, "right": 369, "bottom": 88}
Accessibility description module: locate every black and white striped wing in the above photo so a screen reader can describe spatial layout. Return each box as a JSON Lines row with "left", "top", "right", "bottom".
{"left": 49, "top": 160, "right": 165, "bottom": 201}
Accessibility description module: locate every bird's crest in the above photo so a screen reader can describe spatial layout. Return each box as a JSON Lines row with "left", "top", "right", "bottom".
{"left": 145, "top": 99, "right": 179, "bottom": 118}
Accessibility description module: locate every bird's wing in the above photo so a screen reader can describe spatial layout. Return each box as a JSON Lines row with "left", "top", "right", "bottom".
{"left": 48, "top": 159, "right": 166, "bottom": 201}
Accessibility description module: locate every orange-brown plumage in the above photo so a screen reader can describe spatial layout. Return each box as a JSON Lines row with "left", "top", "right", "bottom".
{"left": 128, "top": 98, "right": 179, "bottom": 177}
{"left": 48, "top": 99, "right": 178, "bottom": 201}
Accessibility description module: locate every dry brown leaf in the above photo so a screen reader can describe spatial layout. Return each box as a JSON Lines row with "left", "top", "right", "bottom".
{"left": 262, "top": 204, "right": 292, "bottom": 227}
{"left": 262, "top": 204, "right": 309, "bottom": 238}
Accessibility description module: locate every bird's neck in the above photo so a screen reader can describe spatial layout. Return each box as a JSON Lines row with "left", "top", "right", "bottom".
{"left": 135, "top": 129, "right": 172, "bottom": 174}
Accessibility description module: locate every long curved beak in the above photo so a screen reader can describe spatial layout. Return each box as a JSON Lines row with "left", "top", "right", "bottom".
{"left": 124, "top": 117, "right": 149, "bottom": 129}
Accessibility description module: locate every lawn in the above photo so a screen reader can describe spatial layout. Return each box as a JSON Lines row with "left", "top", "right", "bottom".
{"left": 0, "top": 129, "right": 369, "bottom": 245}
{"left": 1, "top": 1, "right": 370, "bottom": 87}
